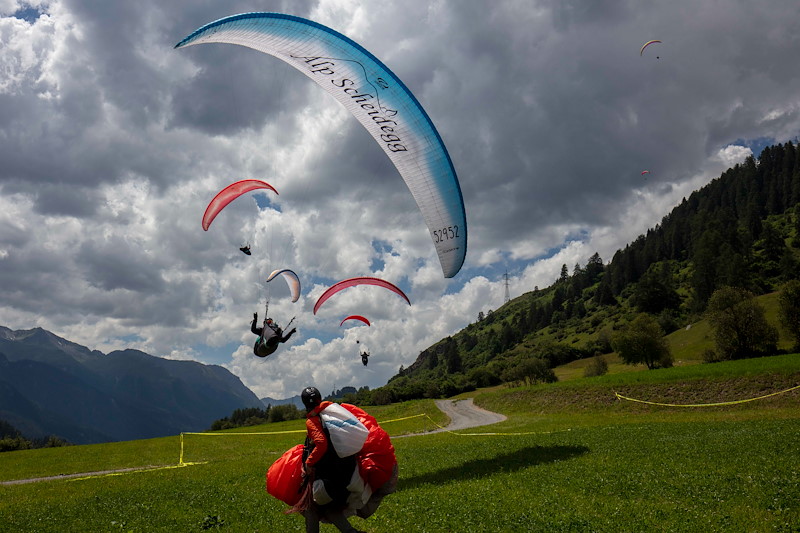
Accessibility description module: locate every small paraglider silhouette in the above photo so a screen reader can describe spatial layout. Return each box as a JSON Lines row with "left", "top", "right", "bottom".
{"left": 640, "top": 40, "right": 661, "bottom": 58}
{"left": 640, "top": 40, "right": 661, "bottom": 59}
{"left": 240, "top": 244, "right": 252, "bottom": 255}
{"left": 357, "top": 340, "right": 370, "bottom": 366}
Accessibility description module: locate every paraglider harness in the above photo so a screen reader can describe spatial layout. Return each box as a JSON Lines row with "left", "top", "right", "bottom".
{"left": 253, "top": 300, "right": 295, "bottom": 358}
{"left": 300, "top": 402, "right": 366, "bottom": 512}
{"left": 357, "top": 340, "right": 370, "bottom": 366}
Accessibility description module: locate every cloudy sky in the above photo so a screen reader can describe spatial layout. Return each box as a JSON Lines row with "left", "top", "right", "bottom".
{"left": 2, "top": 0, "right": 799, "bottom": 399}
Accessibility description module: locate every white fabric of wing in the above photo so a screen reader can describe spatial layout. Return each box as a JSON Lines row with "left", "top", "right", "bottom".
{"left": 184, "top": 20, "right": 465, "bottom": 277}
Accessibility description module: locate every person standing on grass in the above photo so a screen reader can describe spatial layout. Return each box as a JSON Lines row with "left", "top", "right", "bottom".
{"left": 300, "top": 387, "right": 365, "bottom": 533}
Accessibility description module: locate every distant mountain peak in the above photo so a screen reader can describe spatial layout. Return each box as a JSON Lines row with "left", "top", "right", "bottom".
{"left": 0, "top": 324, "right": 263, "bottom": 444}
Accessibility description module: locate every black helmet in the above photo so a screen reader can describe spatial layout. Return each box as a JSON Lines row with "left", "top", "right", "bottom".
{"left": 301, "top": 387, "right": 322, "bottom": 410}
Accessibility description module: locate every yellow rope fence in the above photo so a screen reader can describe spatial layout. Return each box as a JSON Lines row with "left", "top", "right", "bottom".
{"left": 53, "top": 385, "right": 799, "bottom": 483}
{"left": 614, "top": 383, "right": 800, "bottom": 407}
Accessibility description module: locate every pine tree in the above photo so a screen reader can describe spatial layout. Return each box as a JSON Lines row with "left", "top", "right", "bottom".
{"left": 559, "top": 264, "right": 569, "bottom": 283}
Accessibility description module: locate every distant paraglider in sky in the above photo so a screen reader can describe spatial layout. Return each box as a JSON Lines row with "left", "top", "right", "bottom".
{"left": 641, "top": 170, "right": 651, "bottom": 176}
{"left": 176, "top": 12, "right": 467, "bottom": 278}
{"left": 266, "top": 268, "right": 302, "bottom": 303}
{"left": 202, "top": 179, "right": 278, "bottom": 231}
{"left": 640, "top": 40, "right": 661, "bottom": 58}
{"left": 340, "top": 315, "right": 371, "bottom": 327}
{"left": 314, "top": 277, "right": 411, "bottom": 315}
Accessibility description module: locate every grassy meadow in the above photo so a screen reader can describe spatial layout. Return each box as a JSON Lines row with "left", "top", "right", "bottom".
{"left": 1, "top": 355, "right": 799, "bottom": 532}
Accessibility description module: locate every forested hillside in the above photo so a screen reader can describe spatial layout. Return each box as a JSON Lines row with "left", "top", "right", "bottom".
{"left": 345, "top": 141, "right": 800, "bottom": 405}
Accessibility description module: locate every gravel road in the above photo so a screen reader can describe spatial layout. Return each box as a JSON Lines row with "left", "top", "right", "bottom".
{"left": 432, "top": 398, "right": 507, "bottom": 431}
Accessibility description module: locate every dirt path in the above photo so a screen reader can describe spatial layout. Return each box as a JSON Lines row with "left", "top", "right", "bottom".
{"left": 0, "top": 465, "right": 164, "bottom": 486}
{"left": 398, "top": 398, "right": 507, "bottom": 438}
{"left": 433, "top": 398, "right": 507, "bottom": 431}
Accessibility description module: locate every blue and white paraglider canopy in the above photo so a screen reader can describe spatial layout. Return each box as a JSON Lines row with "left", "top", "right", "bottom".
{"left": 176, "top": 12, "right": 467, "bottom": 278}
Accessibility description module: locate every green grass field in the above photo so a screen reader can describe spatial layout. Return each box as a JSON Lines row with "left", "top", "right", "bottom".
{"left": 1, "top": 357, "right": 799, "bottom": 532}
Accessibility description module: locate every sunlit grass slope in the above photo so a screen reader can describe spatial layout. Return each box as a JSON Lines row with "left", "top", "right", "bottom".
{"left": 555, "top": 290, "right": 796, "bottom": 382}
{"left": 1, "top": 360, "right": 798, "bottom": 532}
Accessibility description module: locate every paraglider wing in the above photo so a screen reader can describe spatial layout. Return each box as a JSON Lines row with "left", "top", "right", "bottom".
{"left": 340, "top": 315, "right": 371, "bottom": 327}
{"left": 341, "top": 403, "right": 396, "bottom": 491}
{"left": 314, "top": 277, "right": 410, "bottom": 315}
{"left": 266, "top": 268, "right": 301, "bottom": 303}
{"left": 641, "top": 170, "right": 650, "bottom": 176}
{"left": 202, "top": 179, "right": 278, "bottom": 231}
{"left": 640, "top": 40, "right": 661, "bottom": 56}
{"left": 177, "top": 13, "right": 467, "bottom": 278}
{"left": 266, "top": 444, "right": 305, "bottom": 506}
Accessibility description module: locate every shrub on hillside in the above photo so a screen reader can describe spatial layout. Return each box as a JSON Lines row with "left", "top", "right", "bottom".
{"left": 584, "top": 327, "right": 613, "bottom": 356}
{"left": 778, "top": 280, "right": 800, "bottom": 350}
{"left": 657, "top": 310, "right": 681, "bottom": 334}
{"left": 268, "top": 404, "right": 303, "bottom": 423}
{"left": 500, "top": 357, "right": 557, "bottom": 386}
{"left": 584, "top": 354, "right": 608, "bottom": 377}
{"left": 535, "top": 340, "right": 587, "bottom": 367}
{"left": 705, "top": 286, "right": 778, "bottom": 360}
{"left": 210, "top": 406, "right": 271, "bottom": 430}
{"left": 0, "top": 434, "right": 69, "bottom": 453}
{"left": 370, "top": 388, "right": 394, "bottom": 405}
{"left": 702, "top": 348, "right": 724, "bottom": 363}
{"left": 467, "top": 367, "right": 502, "bottom": 388}
{"left": 612, "top": 313, "right": 673, "bottom": 369}
{"left": 0, "top": 436, "right": 31, "bottom": 452}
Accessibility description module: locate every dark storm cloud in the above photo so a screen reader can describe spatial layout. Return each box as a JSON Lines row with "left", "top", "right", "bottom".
{"left": 164, "top": 1, "right": 317, "bottom": 136}
{"left": 2, "top": 0, "right": 800, "bottom": 397}
{"left": 0, "top": 220, "right": 28, "bottom": 248}
{"left": 33, "top": 183, "right": 101, "bottom": 217}
{"left": 75, "top": 237, "right": 166, "bottom": 292}
{"left": 369, "top": 0, "right": 800, "bottom": 263}
{"left": 0, "top": 0, "right": 319, "bottom": 194}
{"left": 549, "top": 0, "right": 631, "bottom": 30}
{"left": 282, "top": 118, "right": 403, "bottom": 212}
{"left": 169, "top": 46, "right": 311, "bottom": 136}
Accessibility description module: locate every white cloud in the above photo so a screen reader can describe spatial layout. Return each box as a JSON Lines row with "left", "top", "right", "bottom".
{"left": 715, "top": 145, "right": 753, "bottom": 168}
{"left": 2, "top": 0, "right": 800, "bottom": 399}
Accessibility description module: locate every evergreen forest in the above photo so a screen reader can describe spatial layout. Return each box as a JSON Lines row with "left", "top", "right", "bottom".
{"left": 348, "top": 141, "right": 800, "bottom": 404}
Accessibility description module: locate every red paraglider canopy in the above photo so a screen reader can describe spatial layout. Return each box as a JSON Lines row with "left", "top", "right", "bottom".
{"left": 202, "top": 179, "right": 278, "bottom": 231}
{"left": 314, "top": 277, "right": 411, "bottom": 315}
{"left": 340, "top": 315, "right": 371, "bottom": 327}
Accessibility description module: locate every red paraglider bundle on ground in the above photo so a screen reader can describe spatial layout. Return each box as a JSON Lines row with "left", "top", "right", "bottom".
{"left": 341, "top": 404, "right": 396, "bottom": 490}
{"left": 266, "top": 404, "right": 397, "bottom": 510}
{"left": 266, "top": 444, "right": 306, "bottom": 506}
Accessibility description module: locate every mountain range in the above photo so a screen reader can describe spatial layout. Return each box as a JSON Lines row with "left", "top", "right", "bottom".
{"left": 4, "top": 141, "right": 799, "bottom": 442}
{"left": 0, "top": 326, "right": 263, "bottom": 444}
{"left": 260, "top": 395, "right": 303, "bottom": 409}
